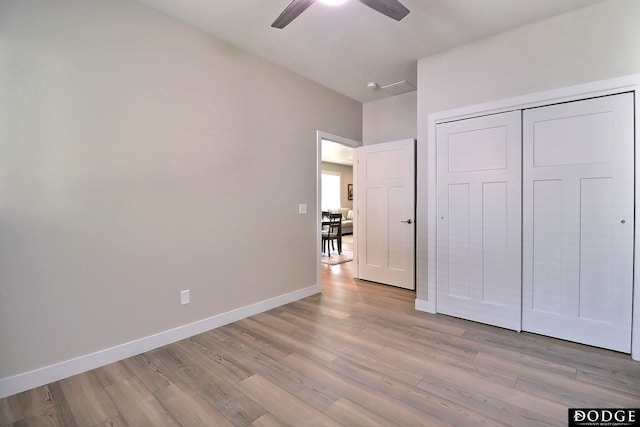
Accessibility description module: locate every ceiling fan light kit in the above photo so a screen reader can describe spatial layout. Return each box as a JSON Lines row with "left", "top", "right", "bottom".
{"left": 271, "top": 0, "right": 409, "bottom": 29}
{"left": 319, "top": 0, "right": 348, "bottom": 5}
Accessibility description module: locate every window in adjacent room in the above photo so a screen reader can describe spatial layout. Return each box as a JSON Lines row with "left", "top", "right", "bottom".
{"left": 321, "top": 171, "right": 341, "bottom": 210}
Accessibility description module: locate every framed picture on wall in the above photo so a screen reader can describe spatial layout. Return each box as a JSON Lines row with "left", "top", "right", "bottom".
{"left": 347, "top": 184, "right": 353, "bottom": 200}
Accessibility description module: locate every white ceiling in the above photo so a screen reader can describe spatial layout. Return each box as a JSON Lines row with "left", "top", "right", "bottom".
{"left": 322, "top": 140, "right": 354, "bottom": 165}
{"left": 136, "top": 0, "right": 605, "bottom": 103}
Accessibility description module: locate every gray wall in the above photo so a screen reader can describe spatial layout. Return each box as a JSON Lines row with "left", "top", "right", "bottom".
{"left": 415, "top": 0, "right": 640, "bottom": 303}
{"left": 0, "top": 0, "right": 362, "bottom": 381}
{"left": 363, "top": 91, "right": 417, "bottom": 145}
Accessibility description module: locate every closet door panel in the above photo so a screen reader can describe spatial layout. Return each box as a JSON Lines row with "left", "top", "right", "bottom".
{"left": 447, "top": 183, "right": 471, "bottom": 299}
{"left": 481, "top": 181, "right": 508, "bottom": 305}
{"left": 522, "top": 93, "right": 634, "bottom": 352}
{"left": 579, "top": 177, "right": 614, "bottom": 321}
{"left": 436, "top": 111, "right": 522, "bottom": 331}
{"left": 531, "top": 179, "right": 566, "bottom": 315}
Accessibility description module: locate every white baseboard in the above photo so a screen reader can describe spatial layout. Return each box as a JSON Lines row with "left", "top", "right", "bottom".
{"left": 415, "top": 298, "right": 435, "bottom": 314}
{"left": 0, "top": 284, "right": 320, "bottom": 399}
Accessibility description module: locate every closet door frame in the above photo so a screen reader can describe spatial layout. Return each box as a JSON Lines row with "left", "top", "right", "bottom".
{"left": 422, "top": 74, "right": 640, "bottom": 361}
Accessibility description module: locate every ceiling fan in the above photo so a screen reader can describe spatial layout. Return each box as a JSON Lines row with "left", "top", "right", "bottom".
{"left": 271, "top": 0, "right": 410, "bottom": 29}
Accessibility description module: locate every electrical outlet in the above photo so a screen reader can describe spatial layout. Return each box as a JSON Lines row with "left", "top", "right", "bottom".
{"left": 180, "top": 289, "right": 190, "bottom": 305}
{"left": 299, "top": 203, "right": 307, "bottom": 215}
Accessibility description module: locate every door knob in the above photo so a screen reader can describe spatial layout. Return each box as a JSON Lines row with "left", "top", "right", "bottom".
{"left": 401, "top": 219, "right": 413, "bottom": 224}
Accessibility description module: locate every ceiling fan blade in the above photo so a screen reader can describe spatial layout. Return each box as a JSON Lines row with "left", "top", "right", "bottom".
{"left": 271, "top": 0, "right": 316, "bottom": 29}
{"left": 357, "top": 0, "right": 409, "bottom": 21}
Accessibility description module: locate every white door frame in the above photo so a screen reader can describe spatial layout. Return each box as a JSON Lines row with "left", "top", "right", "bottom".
{"left": 316, "top": 131, "right": 361, "bottom": 286}
{"left": 421, "top": 74, "right": 640, "bottom": 360}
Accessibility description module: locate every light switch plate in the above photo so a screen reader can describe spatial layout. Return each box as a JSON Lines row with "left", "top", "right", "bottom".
{"left": 180, "top": 290, "right": 190, "bottom": 305}
{"left": 298, "top": 203, "right": 307, "bottom": 215}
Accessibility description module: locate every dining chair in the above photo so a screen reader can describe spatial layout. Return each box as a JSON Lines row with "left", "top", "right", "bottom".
{"left": 322, "top": 212, "right": 342, "bottom": 255}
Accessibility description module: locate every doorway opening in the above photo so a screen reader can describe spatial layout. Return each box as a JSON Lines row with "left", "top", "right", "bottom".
{"left": 316, "top": 131, "right": 360, "bottom": 287}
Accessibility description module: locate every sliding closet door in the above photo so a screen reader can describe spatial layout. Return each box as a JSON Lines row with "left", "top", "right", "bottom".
{"left": 522, "top": 93, "right": 634, "bottom": 352}
{"left": 436, "top": 111, "right": 521, "bottom": 330}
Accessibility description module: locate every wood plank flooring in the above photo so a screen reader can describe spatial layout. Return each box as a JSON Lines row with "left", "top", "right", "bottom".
{"left": 2, "top": 258, "right": 639, "bottom": 426}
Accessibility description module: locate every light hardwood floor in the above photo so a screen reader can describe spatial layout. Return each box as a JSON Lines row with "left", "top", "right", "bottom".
{"left": 2, "top": 257, "right": 639, "bottom": 426}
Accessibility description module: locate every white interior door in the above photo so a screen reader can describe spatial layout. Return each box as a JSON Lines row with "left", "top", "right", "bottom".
{"left": 522, "top": 93, "right": 634, "bottom": 352}
{"left": 436, "top": 111, "right": 522, "bottom": 330}
{"left": 355, "top": 139, "right": 415, "bottom": 290}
